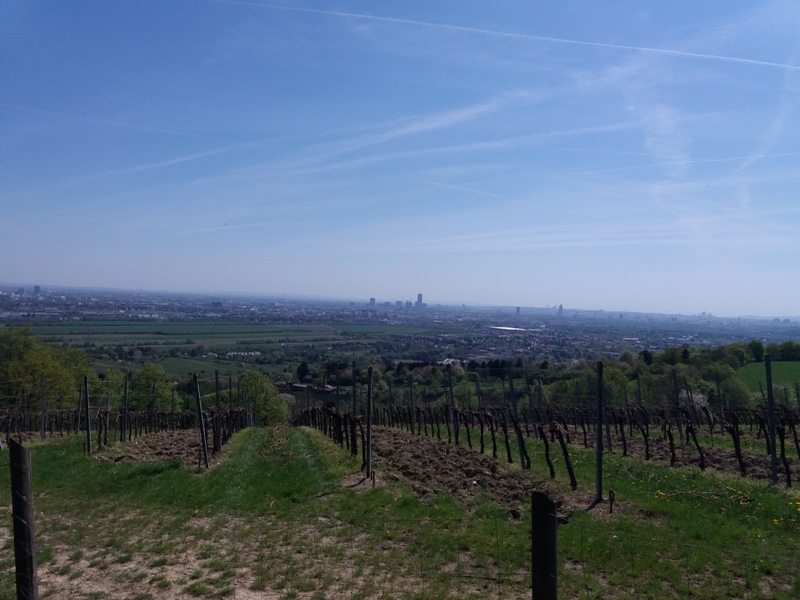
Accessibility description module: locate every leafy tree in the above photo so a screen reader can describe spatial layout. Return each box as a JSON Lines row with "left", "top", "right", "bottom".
{"left": 723, "top": 342, "right": 750, "bottom": 370}
{"left": 617, "top": 349, "right": 637, "bottom": 368}
{"left": 779, "top": 340, "right": 800, "bottom": 361}
{"left": 97, "top": 368, "right": 127, "bottom": 409}
{"left": 0, "top": 326, "right": 94, "bottom": 409}
{"left": 765, "top": 343, "right": 782, "bottom": 362}
{"left": 1, "top": 326, "right": 39, "bottom": 396}
{"left": 638, "top": 372, "right": 674, "bottom": 407}
{"left": 720, "top": 376, "right": 754, "bottom": 408}
{"left": 658, "top": 348, "right": 682, "bottom": 367}
{"left": 748, "top": 340, "right": 765, "bottom": 363}
{"left": 131, "top": 363, "right": 170, "bottom": 410}
{"left": 602, "top": 366, "right": 631, "bottom": 404}
{"left": 681, "top": 347, "right": 690, "bottom": 364}
{"left": 452, "top": 379, "right": 474, "bottom": 408}
{"left": 296, "top": 361, "right": 309, "bottom": 381}
{"left": 280, "top": 393, "right": 296, "bottom": 416}
{"left": 241, "top": 371, "right": 288, "bottom": 425}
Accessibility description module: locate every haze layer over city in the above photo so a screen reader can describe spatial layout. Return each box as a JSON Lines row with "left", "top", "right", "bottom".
{"left": 2, "top": 2, "right": 799, "bottom": 318}
{"left": 3, "top": 285, "right": 799, "bottom": 367}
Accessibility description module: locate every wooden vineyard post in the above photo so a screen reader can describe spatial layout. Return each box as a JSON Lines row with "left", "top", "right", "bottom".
{"left": 124, "top": 372, "right": 130, "bottom": 442}
{"left": 448, "top": 364, "right": 458, "bottom": 444}
{"left": 104, "top": 381, "right": 111, "bottom": 447}
{"left": 120, "top": 375, "right": 127, "bottom": 442}
{"left": 717, "top": 373, "right": 725, "bottom": 435}
{"left": 408, "top": 375, "right": 415, "bottom": 435}
{"left": 478, "top": 411, "right": 485, "bottom": 454}
{"left": 214, "top": 371, "right": 221, "bottom": 453}
{"left": 19, "top": 389, "right": 27, "bottom": 440}
{"left": 194, "top": 375, "right": 210, "bottom": 469}
{"left": 672, "top": 369, "right": 684, "bottom": 445}
{"left": 526, "top": 374, "right": 534, "bottom": 423}
{"left": 170, "top": 384, "right": 176, "bottom": 431}
{"left": 40, "top": 376, "right": 46, "bottom": 441}
{"left": 76, "top": 387, "right": 82, "bottom": 437}
{"left": 349, "top": 414, "right": 357, "bottom": 454}
{"left": 10, "top": 438, "right": 38, "bottom": 600}
{"left": 531, "top": 491, "right": 557, "bottom": 600}
{"left": 765, "top": 355, "right": 778, "bottom": 485}
{"left": 636, "top": 373, "right": 642, "bottom": 406}
{"left": 351, "top": 361, "right": 358, "bottom": 414}
{"left": 604, "top": 392, "right": 613, "bottom": 454}
{"left": 588, "top": 361, "right": 604, "bottom": 510}
{"left": 150, "top": 382, "right": 156, "bottom": 434}
{"left": 366, "top": 367, "right": 373, "bottom": 479}
{"left": 83, "top": 376, "right": 92, "bottom": 456}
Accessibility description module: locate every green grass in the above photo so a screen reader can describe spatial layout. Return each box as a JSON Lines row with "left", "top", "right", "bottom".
{"left": 0, "top": 428, "right": 531, "bottom": 598}
{"left": 1, "top": 424, "right": 799, "bottom": 599}
{"left": 520, "top": 432, "right": 800, "bottom": 599}
{"left": 738, "top": 361, "right": 800, "bottom": 395}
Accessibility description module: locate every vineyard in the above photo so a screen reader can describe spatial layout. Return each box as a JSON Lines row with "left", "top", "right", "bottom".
{"left": 0, "top": 358, "right": 799, "bottom": 598}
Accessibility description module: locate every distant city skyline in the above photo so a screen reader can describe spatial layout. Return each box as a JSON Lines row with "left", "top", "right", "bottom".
{"left": 2, "top": 2, "right": 799, "bottom": 317}
{"left": 3, "top": 281, "right": 798, "bottom": 320}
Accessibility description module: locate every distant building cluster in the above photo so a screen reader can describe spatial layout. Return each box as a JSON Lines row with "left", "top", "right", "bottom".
{"left": 358, "top": 292, "right": 426, "bottom": 310}
{"left": 11, "top": 285, "right": 41, "bottom": 296}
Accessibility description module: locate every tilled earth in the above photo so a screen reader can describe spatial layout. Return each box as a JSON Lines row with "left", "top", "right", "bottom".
{"left": 93, "top": 425, "right": 796, "bottom": 505}
{"left": 97, "top": 428, "right": 226, "bottom": 468}
{"left": 370, "top": 427, "right": 557, "bottom": 515}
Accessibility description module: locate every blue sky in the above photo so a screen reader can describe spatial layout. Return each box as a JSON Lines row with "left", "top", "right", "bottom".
{"left": 2, "top": 1, "right": 799, "bottom": 317}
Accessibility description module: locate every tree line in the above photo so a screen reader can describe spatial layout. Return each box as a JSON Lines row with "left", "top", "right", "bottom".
{"left": 0, "top": 327, "right": 290, "bottom": 426}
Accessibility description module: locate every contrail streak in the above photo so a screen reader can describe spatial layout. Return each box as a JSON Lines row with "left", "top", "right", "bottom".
{"left": 208, "top": 1, "right": 800, "bottom": 71}
{"left": 0, "top": 102, "right": 237, "bottom": 143}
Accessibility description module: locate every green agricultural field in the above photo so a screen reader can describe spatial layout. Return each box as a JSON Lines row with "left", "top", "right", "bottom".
{"left": 335, "top": 324, "right": 434, "bottom": 335}
{"left": 23, "top": 320, "right": 345, "bottom": 347}
{"left": 737, "top": 361, "right": 800, "bottom": 395}
{"left": 9, "top": 319, "right": 353, "bottom": 380}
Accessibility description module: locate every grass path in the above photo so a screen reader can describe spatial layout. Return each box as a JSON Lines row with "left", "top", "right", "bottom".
{"left": 1, "top": 426, "right": 799, "bottom": 598}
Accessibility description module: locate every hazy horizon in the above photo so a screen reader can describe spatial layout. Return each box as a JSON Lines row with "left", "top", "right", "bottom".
{"left": 3, "top": 2, "right": 799, "bottom": 317}
{"left": 4, "top": 280, "right": 799, "bottom": 320}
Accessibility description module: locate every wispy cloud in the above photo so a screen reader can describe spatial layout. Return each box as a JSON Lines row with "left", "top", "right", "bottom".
{"left": 267, "top": 90, "right": 545, "bottom": 170}
{"left": 354, "top": 214, "right": 797, "bottom": 256}
{"left": 208, "top": 1, "right": 800, "bottom": 72}
{"left": 267, "top": 118, "right": 642, "bottom": 178}
{"left": 636, "top": 105, "right": 689, "bottom": 178}
{"left": 0, "top": 102, "right": 237, "bottom": 143}
{"left": 409, "top": 180, "right": 502, "bottom": 199}
{"left": 736, "top": 98, "right": 791, "bottom": 173}
{"left": 58, "top": 144, "right": 247, "bottom": 187}
{"left": 143, "top": 222, "right": 269, "bottom": 237}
